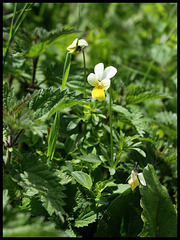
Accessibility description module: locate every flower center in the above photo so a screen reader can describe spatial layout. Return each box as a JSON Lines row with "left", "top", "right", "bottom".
{"left": 97, "top": 85, "right": 103, "bottom": 89}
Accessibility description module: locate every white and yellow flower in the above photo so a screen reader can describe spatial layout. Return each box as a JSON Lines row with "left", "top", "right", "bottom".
{"left": 87, "top": 63, "right": 117, "bottom": 101}
{"left": 67, "top": 38, "right": 88, "bottom": 54}
{"left": 128, "top": 169, "right": 146, "bottom": 191}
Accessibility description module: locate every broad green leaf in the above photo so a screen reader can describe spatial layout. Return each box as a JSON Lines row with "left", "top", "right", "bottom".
{"left": 139, "top": 164, "right": 177, "bottom": 237}
{"left": 71, "top": 171, "right": 92, "bottom": 190}
{"left": 62, "top": 52, "right": 72, "bottom": 90}
{"left": 79, "top": 153, "right": 101, "bottom": 164}
{"left": 112, "top": 105, "right": 131, "bottom": 117}
{"left": 95, "top": 187, "right": 143, "bottom": 237}
{"left": 10, "top": 154, "right": 66, "bottom": 222}
{"left": 47, "top": 111, "right": 60, "bottom": 160}
{"left": 29, "top": 87, "right": 86, "bottom": 122}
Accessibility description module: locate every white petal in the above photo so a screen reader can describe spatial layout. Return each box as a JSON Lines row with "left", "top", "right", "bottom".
{"left": 78, "top": 39, "right": 88, "bottom": 47}
{"left": 67, "top": 38, "right": 78, "bottom": 50}
{"left": 87, "top": 73, "right": 99, "bottom": 86}
{"left": 94, "top": 63, "right": 104, "bottom": 81}
{"left": 101, "top": 78, "right": 110, "bottom": 90}
{"left": 138, "top": 173, "right": 146, "bottom": 186}
{"left": 103, "top": 66, "right": 117, "bottom": 79}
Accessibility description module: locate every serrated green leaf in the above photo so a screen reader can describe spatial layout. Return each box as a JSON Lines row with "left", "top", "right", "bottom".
{"left": 3, "top": 82, "right": 16, "bottom": 113}
{"left": 29, "top": 87, "right": 86, "bottom": 122}
{"left": 11, "top": 154, "right": 66, "bottom": 221}
{"left": 139, "top": 164, "right": 177, "bottom": 237}
{"left": 154, "top": 111, "right": 177, "bottom": 128}
{"left": 71, "top": 171, "right": 92, "bottom": 190}
{"left": 126, "top": 85, "right": 170, "bottom": 104}
{"left": 74, "top": 210, "right": 97, "bottom": 228}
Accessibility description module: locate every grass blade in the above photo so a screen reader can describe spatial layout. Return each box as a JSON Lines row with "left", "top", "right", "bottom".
{"left": 62, "top": 52, "right": 72, "bottom": 91}
{"left": 47, "top": 111, "right": 60, "bottom": 160}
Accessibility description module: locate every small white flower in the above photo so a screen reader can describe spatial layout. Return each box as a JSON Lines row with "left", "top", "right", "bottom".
{"left": 67, "top": 38, "right": 88, "bottom": 54}
{"left": 128, "top": 169, "right": 146, "bottom": 191}
{"left": 87, "top": 63, "right": 117, "bottom": 101}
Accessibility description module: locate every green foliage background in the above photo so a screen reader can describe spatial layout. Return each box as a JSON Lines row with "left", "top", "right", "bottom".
{"left": 3, "top": 3, "right": 177, "bottom": 237}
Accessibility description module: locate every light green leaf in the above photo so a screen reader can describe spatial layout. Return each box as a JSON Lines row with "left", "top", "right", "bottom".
{"left": 79, "top": 153, "right": 101, "bottom": 164}
{"left": 62, "top": 52, "right": 72, "bottom": 90}
{"left": 130, "top": 147, "right": 146, "bottom": 158}
{"left": 71, "top": 171, "right": 92, "bottom": 190}
{"left": 139, "top": 164, "right": 177, "bottom": 237}
{"left": 67, "top": 118, "right": 81, "bottom": 131}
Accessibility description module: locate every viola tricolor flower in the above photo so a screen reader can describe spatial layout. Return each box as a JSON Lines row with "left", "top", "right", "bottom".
{"left": 128, "top": 163, "right": 146, "bottom": 191}
{"left": 87, "top": 63, "right": 117, "bottom": 101}
{"left": 67, "top": 38, "right": 88, "bottom": 54}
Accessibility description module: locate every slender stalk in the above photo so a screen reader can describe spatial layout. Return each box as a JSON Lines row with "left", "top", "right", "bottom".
{"left": 3, "top": 3, "right": 17, "bottom": 64}
{"left": 82, "top": 49, "right": 87, "bottom": 98}
{"left": 12, "top": 129, "right": 24, "bottom": 146}
{"left": 6, "top": 132, "right": 13, "bottom": 164}
{"left": 3, "top": 3, "right": 33, "bottom": 65}
{"left": 32, "top": 57, "right": 39, "bottom": 86}
{"left": 109, "top": 83, "right": 113, "bottom": 166}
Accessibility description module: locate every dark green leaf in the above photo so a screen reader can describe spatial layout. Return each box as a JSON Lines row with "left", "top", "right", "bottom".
{"left": 95, "top": 188, "right": 143, "bottom": 237}
{"left": 139, "top": 164, "right": 177, "bottom": 237}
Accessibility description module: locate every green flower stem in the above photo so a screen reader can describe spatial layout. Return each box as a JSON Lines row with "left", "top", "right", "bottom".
{"left": 109, "top": 84, "right": 113, "bottom": 166}
{"left": 82, "top": 49, "right": 87, "bottom": 98}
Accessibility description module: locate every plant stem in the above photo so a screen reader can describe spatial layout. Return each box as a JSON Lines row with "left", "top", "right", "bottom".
{"left": 32, "top": 57, "right": 39, "bottom": 86}
{"left": 12, "top": 129, "right": 24, "bottom": 146}
{"left": 109, "top": 83, "right": 113, "bottom": 166}
{"left": 6, "top": 131, "right": 13, "bottom": 164}
{"left": 82, "top": 49, "right": 87, "bottom": 98}
{"left": 3, "top": 3, "right": 17, "bottom": 65}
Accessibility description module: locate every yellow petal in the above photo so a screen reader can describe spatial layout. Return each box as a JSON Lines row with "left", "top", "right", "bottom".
{"left": 92, "top": 86, "right": 105, "bottom": 101}
{"left": 128, "top": 175, "right": 140, "bottom": 191}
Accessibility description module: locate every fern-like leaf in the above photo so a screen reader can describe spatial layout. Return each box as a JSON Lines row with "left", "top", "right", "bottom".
{"left": 126, "top": 85, "right": 170, "bottom": 104}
